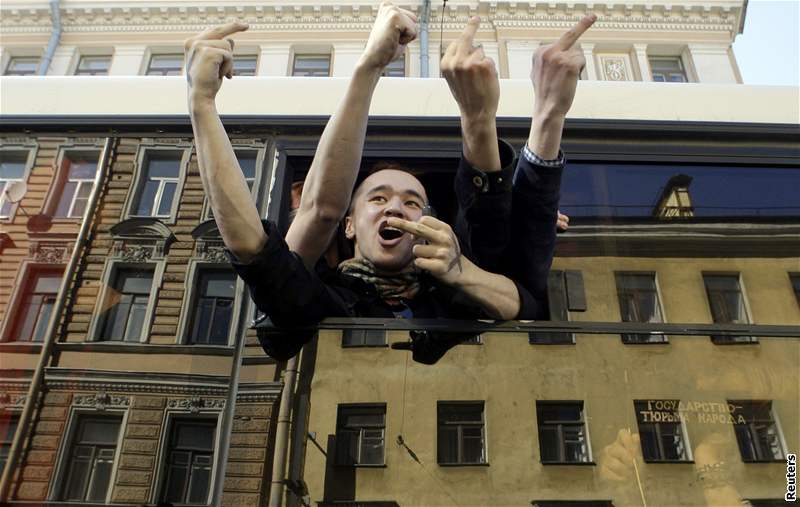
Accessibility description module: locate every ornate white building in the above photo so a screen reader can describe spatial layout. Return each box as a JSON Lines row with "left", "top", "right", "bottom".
{"left": 1, "top": 0, "right": 744, "bottom": 83}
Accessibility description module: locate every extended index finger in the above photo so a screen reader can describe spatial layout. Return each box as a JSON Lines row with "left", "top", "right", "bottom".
{"left": 555, "top": 13, "right": 596, "bottom": 50}
{"left": 387, "top": 217, "right": 439, "bottom": 242}
{"left": 197, "top": 21, "right": 249, "bottom": 41}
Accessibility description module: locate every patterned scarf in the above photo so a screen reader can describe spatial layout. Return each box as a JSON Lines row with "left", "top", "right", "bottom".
{"left": 338, "top": 258, "right": 421, "bottom": 304}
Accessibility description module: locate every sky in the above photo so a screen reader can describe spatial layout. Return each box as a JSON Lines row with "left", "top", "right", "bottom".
{"left": 732, "top": 0, "right": 800, "bottom": 86}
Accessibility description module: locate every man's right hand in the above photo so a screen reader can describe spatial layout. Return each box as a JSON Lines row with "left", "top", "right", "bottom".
{"left": 184, "top": 22, "right": 249, "bottom": 104}
{"left": 441, "top": 16, "right": 502, "bottom": 172}
{"left": 359, "top": 1, "right": 418, "bottom": 71}
{"left": 528, "top": 14, "right": 596, "bottom": 159}
{"left": 441, "top": 17, "right": 500, "bottom": 126}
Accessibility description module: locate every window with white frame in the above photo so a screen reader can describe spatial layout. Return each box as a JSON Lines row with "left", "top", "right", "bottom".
{"left": 0, "top": 415, "right": 19, "bottom": 473}
{"left": 188, "top": 269, "right": 236, "bottom": 345}
{"left": 703, "top": 274, "right": 754, "bottom": 343}
{"left": 729, "top": 400, "right": 785, "bottom": 462}
{"left": 234, "top": 55, "right": 258, "bottom": 76}
{"left": 98, "top": 268, "right": 154, "bottom": 342}
{"left": 132, "top": 151, "right": 182, "bottom": 218}
{"left": 159, "top": 418, "right": 217, "bottom": 504}
{"left": 0, "top": 151, "right": 30, "bottom": 218}
{"left": 649, "top": 56, "right": 688, "bottom": 82}
{"left": 634, "top": 400, "right": 690, "bottom": 462}
{"left": 437, "top": 402, "right": 486, "bottom": 465}
{"left": 8, "top": 268, "right": 62, "bottom": 342}
{"left": 537, "top": 401, "right": 591, "bottom": 464}
{"left": 616, "top": 273, "right": 666, "bottom": 343}
{"left": 53, "top": 152, "right": 98, "bottom": 218}
{"left": 292, "top": 54, "right": 331, "bottom": 76}
{"left": 75, "top": 55, "right": 111, "bottom": 75}
{"left": 146, "top": 53, "right": 183, "bottom": 76}
{"left": 335, "top": 404, "right": 386, "bottom": 466}
{"left": 4, "top": 56, "right": 40, "bottom": 76}
{"left": 204, "top": 150, "right": 259, "bottom": 220}
{"left": 58, "top": 415, "right": 121, "bottom": 502}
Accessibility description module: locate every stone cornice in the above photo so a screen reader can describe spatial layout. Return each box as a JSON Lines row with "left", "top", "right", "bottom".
{"left": 40, "top": 367, "right": 282, "bottom": 402}
{"left": 0, "top": 2, "right": 743, "bottom": 37}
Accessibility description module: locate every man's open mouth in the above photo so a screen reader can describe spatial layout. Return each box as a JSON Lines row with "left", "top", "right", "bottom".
{"left": 379, "top": 226, "right": 404, "bottom": 241}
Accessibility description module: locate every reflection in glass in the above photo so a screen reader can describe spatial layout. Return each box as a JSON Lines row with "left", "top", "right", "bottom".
{"left": 560, "top": 163, "right": 799, "bottom": 219}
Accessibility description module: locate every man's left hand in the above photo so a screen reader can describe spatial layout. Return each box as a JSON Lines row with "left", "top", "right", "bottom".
{"left": 387, "top": 216, "right": 464, "bottom": 285}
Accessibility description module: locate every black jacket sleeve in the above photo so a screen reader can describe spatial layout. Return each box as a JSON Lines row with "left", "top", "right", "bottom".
{"left": 227, "top": 220, "right": 351, "bottom": 328}
{"left": 510, "top": 152, "right": 564, "bottom": 320}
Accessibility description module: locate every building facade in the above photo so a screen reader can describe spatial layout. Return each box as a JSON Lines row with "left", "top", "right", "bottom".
{"left": 1, "top": 0, "right": 744, "bottom": 84}
{"left": 1, "top": 1, "right": 798, "bottom": 506}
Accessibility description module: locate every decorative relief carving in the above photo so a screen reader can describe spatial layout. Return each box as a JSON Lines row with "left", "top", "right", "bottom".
{"left": 598, "top": 54, "right": 633, "bottom": 81}
{"left": 73, "top": 392, "right": 130, "bottom": 411}
{"left": 0, "top": 393, "right": 27, "bottom": 411}
{"left": 603, "top": 57, "right": 628, "bottom": 81}
{"left": 114, "top": 242, "right": 155, "bottom": 262}
{"left": 29, "top": 241, "right": 72, "bottom": 264}
{"left": 198, "top": 241, "right": 228, "bottom": 263}
{"left": 168, "top": 396, "right": 225, "bottom": 413}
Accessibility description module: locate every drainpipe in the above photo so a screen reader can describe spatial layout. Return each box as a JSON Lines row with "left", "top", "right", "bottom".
{"left": 269, "top": 356, "right": 299, "bottom": 506}
{"left": 0, "top": 137, "right": 113, "bottom": 501}
{"left": 38, "top": 0, "right": 62, "bottom": 75}
{"left": 419, "top": 0, "right": 431, "bottom": 77}
{"left": 211, "top": 280, "right": 248, "bottom": 506}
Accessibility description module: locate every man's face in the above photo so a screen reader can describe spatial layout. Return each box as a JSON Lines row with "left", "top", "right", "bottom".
{"left": 345, "top": 169, "right": 427, "bottom": 272}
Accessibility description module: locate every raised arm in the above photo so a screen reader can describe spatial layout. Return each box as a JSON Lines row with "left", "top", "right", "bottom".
{"left": 285, "top": 1, "right": 418, "bottom": 267}
{"left": 528, "top": 14, "right": 596, "bottom": 159}
{"left": 185, "top": 22, "right": 266, "bottom": 262}
{"left": 440, "top": 16, "right": 501, "bottom": 173}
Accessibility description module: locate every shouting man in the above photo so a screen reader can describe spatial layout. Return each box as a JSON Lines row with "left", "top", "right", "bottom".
{"left": 185, "top": 2, "right": 595, "bottom": 362}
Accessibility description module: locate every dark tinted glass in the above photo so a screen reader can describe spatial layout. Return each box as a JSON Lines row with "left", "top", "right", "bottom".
{"left": 560, "top": 164, "right": 799, "bottom": 218}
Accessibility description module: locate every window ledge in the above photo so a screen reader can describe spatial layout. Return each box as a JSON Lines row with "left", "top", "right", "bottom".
{"left": 710, "top": 340, "right": 760, "bottom": 345}
{"left": 0, "top": 342, "right": 43, "bottom": 353}
{"left": 438, "top": 462, "right": 490, "bottom": 467}
{"left": 56, "top": 342, "right": 234, "bottom": 355}
{"left": 342, "top": 345, "right": 389, "bottom": 349}
{"left": 334, "top": 463, "right": 387, "bottom": 468}
{"left": 540, "top": 461, "right": 596, "bottom": 466}
{"left": 741, "top": 459, "right": 787, "bottom": 464}
{"left": 643, "top": 459, "right": 695, "bottom": 464}
{"left": 529, "top": 342, "right": 576, "bottom": 346}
